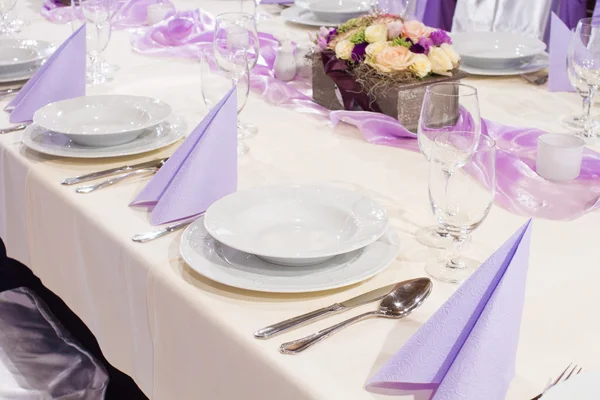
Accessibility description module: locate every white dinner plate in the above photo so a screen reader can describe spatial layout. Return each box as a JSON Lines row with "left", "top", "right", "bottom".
{"left": 34, "top": 95, "right": 172, "bottom": 138}
{"left": 21, "top": 115, "right": 186, "bottom": 159}
{"left": 542, "top": 371, "right": 600, "bottom": 400}
{"left": 459, "top": 52, "right": 548, "bottom": 76}
{"left": 204, "top": 185, "right": 389, "bottom": 266}
{"left": 281, "top": 6, "right": 340, "bottom": 27}
{"left": 0, "top": 39, "right": 55, "bottom": 75}
{"left": 180, "top": 215, "right": 400, "bottom": 293}
{"left": 452, "top": 32, "right": 546, "bottom": 69}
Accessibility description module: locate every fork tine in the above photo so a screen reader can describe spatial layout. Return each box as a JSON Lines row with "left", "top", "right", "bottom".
{"left": 564, "top": 364, "right": 578, "bottom": 381}
{"left": 549, "top": 364, "right": 573, "bottom": 387}
{"left": 576, "top": 367, "right": 583, "bottom": 375}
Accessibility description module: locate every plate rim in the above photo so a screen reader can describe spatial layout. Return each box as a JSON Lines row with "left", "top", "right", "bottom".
{"left": 0, "top": 39, "right": 56, "bottom": 67}
{"left": 21, "top": 114, "right": 186, "bottom": 159}
{"left": 180, "top": 215, "right": 400, "bottom": 293}
{"left": 33, "top": 95, "right": 173, "bottom": 136}
{"left": 204, "top": 184, "right": 389, "bottom": 260}
{"left": 281, "top": 6, "right": 340, "bottom": 27}
{"left": 459, "top": 52, "right": 548, "bottom": 76}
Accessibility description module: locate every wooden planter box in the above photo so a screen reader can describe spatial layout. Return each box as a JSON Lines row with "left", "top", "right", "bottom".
{"left": 312, "top": 60, "right": 469, "bottom": 132}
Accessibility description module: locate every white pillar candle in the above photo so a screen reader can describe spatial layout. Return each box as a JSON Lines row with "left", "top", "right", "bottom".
{"left": 536, "top": 133, "right": 584, "bottom": 181}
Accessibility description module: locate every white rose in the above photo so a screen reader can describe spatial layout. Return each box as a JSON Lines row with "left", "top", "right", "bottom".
{"left": 365, "top": 41, "right": 388, "bottom": 58}
{"left": 365, "top": 24, "right": 388, "bottom": 43}
{"left": 409, "top": 53, "right": 432, "bottom": 78}
{"left": 334, "top": 39, "right": 354, "bottom": 60}
{"left": 440, "top": 43, "right": 460, "bottom": 66}
{"left": 428, "top": 46, "right": 454, "bottom": 76}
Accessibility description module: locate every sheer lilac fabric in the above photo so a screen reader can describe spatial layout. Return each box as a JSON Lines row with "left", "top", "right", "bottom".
{"left": 124, "top": 8, "right": 600, "bottom": 220}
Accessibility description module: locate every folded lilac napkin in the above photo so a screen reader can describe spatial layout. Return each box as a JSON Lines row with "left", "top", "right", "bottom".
{"left": 367, "top": 219, "right": 533, "bottom": 400}
{"left": 4, "top": 24, "right": 86, "bottom": 123}
{"left": 130, "top": 86, "right": 237, "bottom": 225}
{"left": 549, "top": 12, "right": 575, "bottom": 92}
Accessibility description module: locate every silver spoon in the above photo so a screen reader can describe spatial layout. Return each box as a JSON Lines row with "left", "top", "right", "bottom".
{"left": 279, "top": 277, "right": 433, "bottom": 354}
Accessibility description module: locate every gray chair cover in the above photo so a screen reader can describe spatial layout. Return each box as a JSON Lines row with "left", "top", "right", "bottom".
{"left": 0, "top": 287, "right": 109, "bottom": 399}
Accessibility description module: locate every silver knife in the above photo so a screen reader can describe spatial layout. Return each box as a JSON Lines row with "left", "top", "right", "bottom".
{"left": 0, "top": 123, "right": 30, "bottom": 134}
{"left": 253, "top": 283, "right": 398, "bottom": 339}
{"left": 61, "top": 157, "right": 168, "bottom": 185}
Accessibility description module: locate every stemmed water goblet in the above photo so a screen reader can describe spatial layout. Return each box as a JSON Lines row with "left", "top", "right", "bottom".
{"left": 372, "top": 0, "right": 415, "bottom": 18}
{"left": 200, "top": 48, "right": 251, "bottom": 156}
{"left": 77, "top": 0, "right": 113, "bottom": 85}
{"left": 415, "top": 82, "right": 481, "bottom": 249}
{"left": 567, "top": 17, "right": 600, "bottom": 142}
{"left": 0, "top": 0, "right": 17, "bottom": 35}
{"left": 426, "top": 133, "right": 496, "bottom": 283}
{"left": 213, "top": 12, "right": 260, "bottom": 139}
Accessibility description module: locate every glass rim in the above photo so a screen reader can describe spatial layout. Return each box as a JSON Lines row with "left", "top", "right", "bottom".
{"left": 425, "top": 82, "right": 478, "bottom": 97}
{"left": 433, "top": 133, "right": 496, "bottom": 153}
{"left": 216, "top": 11, "right": 255, "bottom": 21}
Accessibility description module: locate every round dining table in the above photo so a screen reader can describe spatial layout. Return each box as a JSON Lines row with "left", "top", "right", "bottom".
{"left": 0, "top": 1, "right": 598, "bottom": 399}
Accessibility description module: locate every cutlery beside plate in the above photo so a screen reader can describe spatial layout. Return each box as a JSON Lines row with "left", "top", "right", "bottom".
{"left": 279, "top": 277, "right": 432, "bottom": 354}
{"left": 61, "top": 157, "right": 169, "bottom": 185}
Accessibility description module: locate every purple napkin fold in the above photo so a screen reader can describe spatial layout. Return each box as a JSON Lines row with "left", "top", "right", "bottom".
{"left": 549, "top": 12, "right": 575, "bottom": 92}
{"left": 130, "top": 86, "right": 237, "bottom": 226}
{"left": 367, "top": 219, "right": 533, "bottom": 400}
{"left": 4, "top": 24, "right": 86, "bottom": 123}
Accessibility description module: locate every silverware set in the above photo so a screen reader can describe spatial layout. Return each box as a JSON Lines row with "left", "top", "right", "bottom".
{"left": 254, "top": 278, "right": 433, "bottom": 354}
{"left": 61, "top": 157, "right": 168, "bottom": 192}
{"left": 131, "top": 217, "right": 198, "bottom": 243}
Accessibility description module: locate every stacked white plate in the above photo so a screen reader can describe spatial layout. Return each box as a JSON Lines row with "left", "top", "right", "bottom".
{"left": 180, "top": 185, "right": 400, "bottom": 293}
{"left": 22, "top": 95, "right": 186, "bottom": 158}
{"left": 452, "top": 32, "right": 548, "bottom": 76}
{"left": 0, "top": 39, "right": 56, "bottom": 84}
{"left": 282, "top": 0, "right": 370, "bottom": 27}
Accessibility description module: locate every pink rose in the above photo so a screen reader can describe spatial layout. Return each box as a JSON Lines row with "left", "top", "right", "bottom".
{"left": 370, "top": 45, "right": 413, "bottom": 72}
{"left": 387, "top": 21, "right": 404, "bottom": 39}
{"left": 402, "top": 20, "right": 428, "bottom": 41}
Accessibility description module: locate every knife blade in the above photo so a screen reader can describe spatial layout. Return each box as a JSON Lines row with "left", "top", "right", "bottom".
{"left": 61, "top": 157, "right": 168, "bottom": 185}
{"left": 253, "top": 282, "right": 398, "bottom": 340}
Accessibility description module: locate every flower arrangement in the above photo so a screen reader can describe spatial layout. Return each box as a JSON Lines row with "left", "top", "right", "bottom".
{"left": 316, "top": 14, "right": 460, "bottom": 80}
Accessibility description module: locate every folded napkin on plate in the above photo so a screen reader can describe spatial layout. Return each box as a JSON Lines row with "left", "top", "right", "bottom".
{"left": 549, "top": 12, "right": 575, "bottom": 92}
{"left": 367, "top": 219, "right": 533, "bottom": 400}
{"left": 130, "top": 86, "right": 237, "bottom": 226}
{"left": 4, "top": 24, "right": 86, "bottom": 123}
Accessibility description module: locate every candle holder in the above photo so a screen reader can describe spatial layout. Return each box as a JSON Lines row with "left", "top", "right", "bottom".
{"left": 536, "top": 133, "right": 584, "bottom": 181}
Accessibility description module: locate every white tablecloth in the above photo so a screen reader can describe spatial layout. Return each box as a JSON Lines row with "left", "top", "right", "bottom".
{"left": 1, "top": 2, "right": 599, "bottom": 399}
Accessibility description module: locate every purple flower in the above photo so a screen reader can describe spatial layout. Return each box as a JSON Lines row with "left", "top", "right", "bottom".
{"left": 351, "top": 42, "right": 368, "bottom": 62}
{"left": 410, "top": 37, "right": 433, "bottom": 54}
{"left": 429, "top": 29, "right": 452, "bottom": 46}
{"left": 317, "top": 27, "right": 330, "bottom": 50}
{"left": 327, "top": 27, "right": 338, "bottom": 43}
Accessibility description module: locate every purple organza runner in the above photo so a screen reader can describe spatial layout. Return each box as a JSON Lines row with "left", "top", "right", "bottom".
{"left": 41, "top": 0, "right": 175, "bottom": 28}
{"left": 126, "top": 8, "right": 600, "bottom": 220}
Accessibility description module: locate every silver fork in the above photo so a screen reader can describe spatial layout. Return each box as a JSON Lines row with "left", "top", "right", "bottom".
{"left": 530, "top": 363, "right": 583, "bottom": 400}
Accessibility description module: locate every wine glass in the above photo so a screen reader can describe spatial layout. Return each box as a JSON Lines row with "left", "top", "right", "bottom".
{"left": 373, "top": 0, "right": 415, "bottom": 18}
{"left": 0, "top": 0, "right": 17, "bottom": 35}
{"left": 201, "top": 49, "right": 250, "bottom": 156}
{"left": 80, "top": 0, "right": 112, "bottom": 85}
{"left": 425, "top": 133, "right": 496, "bottom": 283}
{"left": 213, "top": 12, "right": 259, "bottom": 139}
{"left": 567, "top": 17, "right": 600, "bottom": 142}
{"left": 416, "top": 82, "right": 481, "bottom": 249}
{"left": 563, "top": 56, "right": 599, "bottom": 131}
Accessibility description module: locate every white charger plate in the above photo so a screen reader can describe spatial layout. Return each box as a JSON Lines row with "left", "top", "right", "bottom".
{"left": 281, "top": 6, "right": 340, "bottom": 27}
{"left": 0, "top": 39, "right": 55, "bottom": 75}
{"left": 542, "top": 371, "right": 600, "bottom": 400}
{"left": 21, "top": 115, "right": 186, "bottom": 159}
{"left": 459, "top": 52, "right": 548, "bottom": 76}
{"left": 180, "top": 215, "right": 400, "bottom": 293}
{"left": 33, "top": 95, "right": 172, "bottom": 136}
{"left": 204, "top": 185, "right": 389, "bottom": 266}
